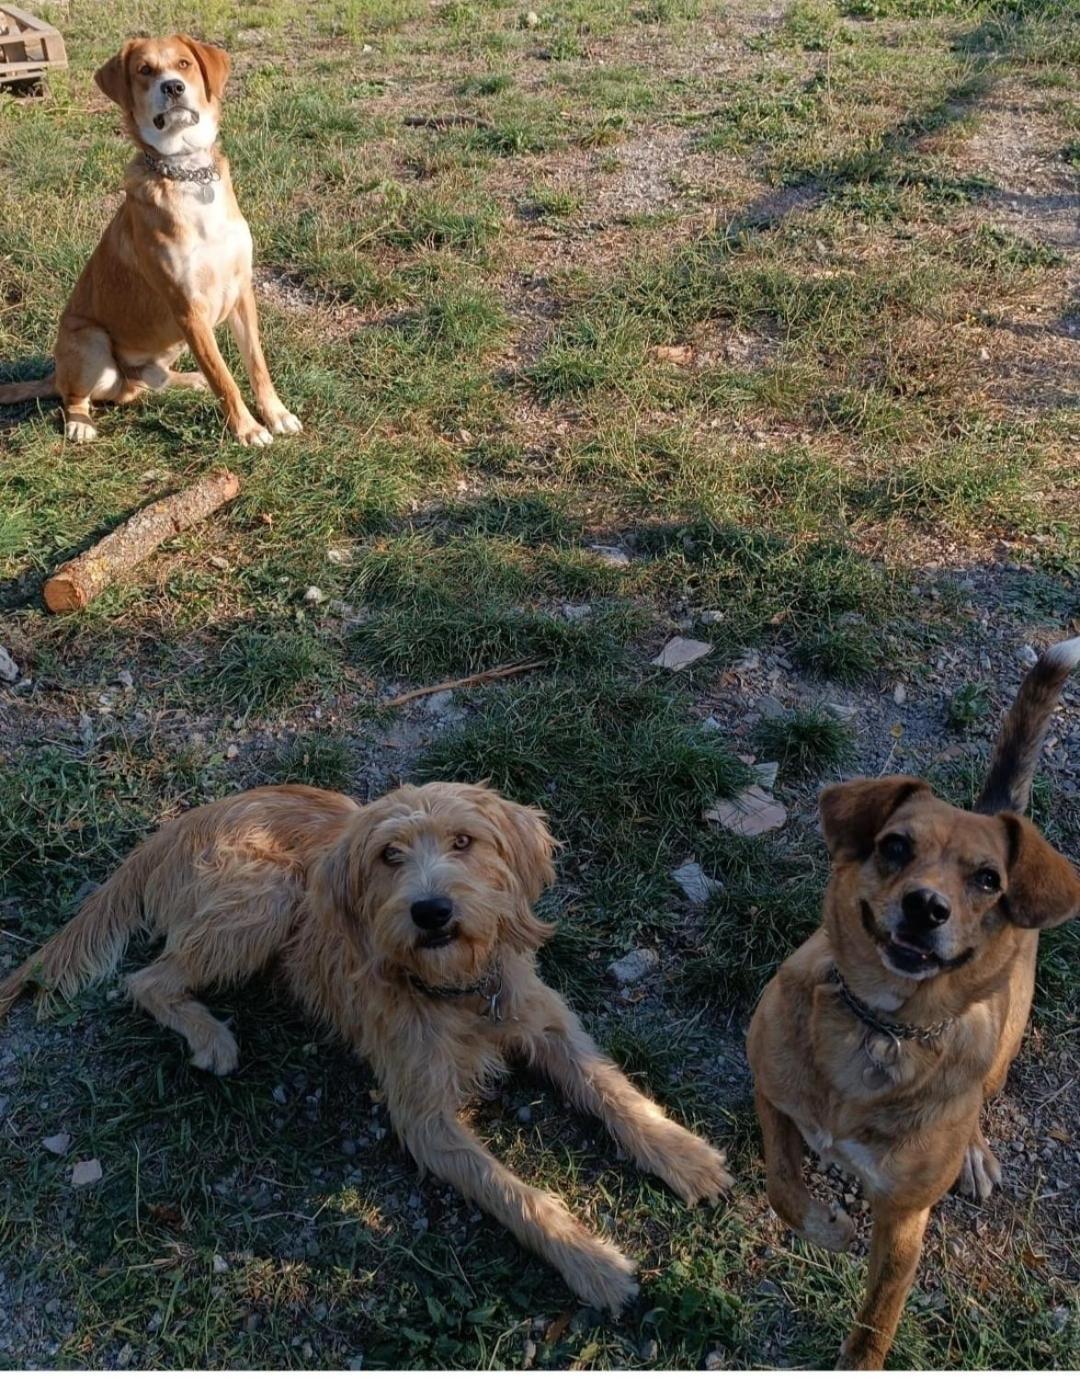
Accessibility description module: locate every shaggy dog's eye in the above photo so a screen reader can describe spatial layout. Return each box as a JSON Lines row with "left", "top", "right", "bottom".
{"left": 452, "top": 834, "right": 472, "bottom": 851}
{"left": 381, "top": 845, "right": 404, "bottom": 866}
{"left": 973, "top": 867, "right": 1001, "bottom": 893}
{"left": 878, "top": 833, "right": 913, "bottom": 867}
{"left": 138, "top": 63, "right": 153, "bottom": 75}
{"left": 178, "top": 58, "right": 190, "bottom": 68}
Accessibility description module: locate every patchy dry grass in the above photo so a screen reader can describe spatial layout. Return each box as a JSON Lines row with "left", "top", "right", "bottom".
{"left": 1, "top": 0, "right": 1078, "bottom": 1368}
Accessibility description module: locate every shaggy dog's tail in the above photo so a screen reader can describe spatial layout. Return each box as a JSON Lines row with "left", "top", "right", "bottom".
{"left": 0, "top": 844, "right": 152, "bottom": 1020}
{"left": 0, "top": 373, "right": 59, "bottom": 403}
{"left": 977, "top": 634, "right": 1080, "bottom": 815}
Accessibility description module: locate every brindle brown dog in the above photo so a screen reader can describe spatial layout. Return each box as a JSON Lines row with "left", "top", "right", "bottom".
{"left": 748, "top": 636, "right": 1080, "bottom": 1369}
{"left": 0, "top": 35, "right": 299, "bottom": 446}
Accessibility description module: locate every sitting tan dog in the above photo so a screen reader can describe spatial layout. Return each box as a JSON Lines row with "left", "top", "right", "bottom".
{"left": 0, "top": 35, "right": 299, "bottom": 446}
{"left": 748, "top": 636, "right": 1080, "bottom": 1368}
{"left": 0, "top": 781, "right": 732, "bottom": 1311}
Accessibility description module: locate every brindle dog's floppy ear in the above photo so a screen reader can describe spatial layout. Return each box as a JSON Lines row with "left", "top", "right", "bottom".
{"left": 999, "top": 813, "right": 1080, "bottom": 930}
{"left": 819, "top": 776, "right": 929, "bottom": 862}
{"left": 94, "top": 42, "right": 134, "bottom": 108}
{"left": 176, "top": 34, "right": 231, "bottom": 101}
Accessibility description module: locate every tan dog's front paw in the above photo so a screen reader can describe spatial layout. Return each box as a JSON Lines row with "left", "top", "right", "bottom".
{"left": 65, "top": 419, "right": 99, "bottom": 444}
{"left": 837, "top": 1329, "right": 886, "bottom": 1370}
{"left": 234, "top": 416, "right": 273, "bottom": 447}
{"left": 563, "top": 1237, "right": 639, "bottom": 1315}
{"left": 656, "top": 1132, "right": 734, "bottom": 1205}
{"left": 957, "top": 1133, "right": 1001, "bottom": 1201}
{"left": 267, "top": 409, "right": 302, "bottom": 436}
{"left": 189, "top": 1026, "right": 239, "bottom": 1075}
{"left": 803, "top": 1201, "right": 854, "bottom": 1253}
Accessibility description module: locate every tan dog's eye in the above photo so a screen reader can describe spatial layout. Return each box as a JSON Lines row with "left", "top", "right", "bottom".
{"left": 878, "top": 833, "right": 912, "bottom": 867}
{"left": 973, "top": 867, "right": 1001, "bottom": 893}
{"left": 381, "top": 845, "right": 404, "bottom": 866}
{"left": 138, "top": 63, "right": 153, "bottom": 76}
{"left": 178, "top": 58, "right": 190, "bottom": 68}
{"left": 452, "top": 834, "right": 472, "bottom": 851}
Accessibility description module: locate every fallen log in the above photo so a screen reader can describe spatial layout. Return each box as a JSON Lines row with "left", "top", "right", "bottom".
{"left": 43, "top": 469, "right": 241, "bottom": 613}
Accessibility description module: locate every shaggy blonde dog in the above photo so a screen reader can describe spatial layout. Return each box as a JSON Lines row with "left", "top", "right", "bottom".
{"left": 0, "top": 781, "right": 732, "bottom": 1310}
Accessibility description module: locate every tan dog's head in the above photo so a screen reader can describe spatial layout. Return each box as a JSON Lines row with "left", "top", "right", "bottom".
{"left": 316, "top": 782, "right": 557, "bottom": 984}
{"left": 94, "top": 35, "right": 230, "bottom": 158}
{"left": 820, "top": 776, "right": 1080, "bottom": 985}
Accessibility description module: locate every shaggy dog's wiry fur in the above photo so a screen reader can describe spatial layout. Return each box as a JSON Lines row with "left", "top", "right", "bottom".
{"left": 0, "top": 781, "right": 732, "bottom": 1311}
{"left": 748, "top": 636, "right": 1080, "bottom": 1369}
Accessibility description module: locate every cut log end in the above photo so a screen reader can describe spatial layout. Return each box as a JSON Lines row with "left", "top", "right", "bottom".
{"left": 42, "top": 575, "right": 88, "bottom": 614}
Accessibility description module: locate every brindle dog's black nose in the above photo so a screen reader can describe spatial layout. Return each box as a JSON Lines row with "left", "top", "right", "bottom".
{"left": 161, "top": 79, "right": 186, "bottom": 99}
{"left": 411, "top": 897, "right": 454, "bottom": 930}
{"left": 901, "top": 887, "right": 951, "bottom": 927}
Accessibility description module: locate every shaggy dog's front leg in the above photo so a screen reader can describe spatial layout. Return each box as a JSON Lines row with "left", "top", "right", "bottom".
{"left": 402, "top": 1111, "right": 638, "bottom": 1313}
{"left": 529, "top": 995, "right": 734, "bottom": 1204}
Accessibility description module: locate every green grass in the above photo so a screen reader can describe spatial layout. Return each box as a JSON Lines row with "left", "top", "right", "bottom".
{"left": 1, "top": 0, "right": 1078, "bottom": 1367}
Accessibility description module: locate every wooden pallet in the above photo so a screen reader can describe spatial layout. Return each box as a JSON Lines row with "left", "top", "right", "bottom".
{"left": 0, "top": 4, "right": 67, "bottom": 84}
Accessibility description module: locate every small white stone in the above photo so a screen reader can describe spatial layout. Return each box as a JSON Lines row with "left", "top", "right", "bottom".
{"left": 1018, "top": 644, "right": 1039, "bottom": 668}
{"left": 671, "top": 861, "right": 722, "bottom": 906}
{"left": 893, "top": 683, "right": 907, "bottom": 705}
{"left": 588, "top": 543, "right": 631, "bottom": 566}
{"left": 304, "top": 585, "right": 325, "bottom": 604}
{"left": 562, "top": 603, "right": 592, "bottom": 622}
{"left": 652, "top": 636, "right": 713, "bottom": 671}
{"left": 42, "top": 1133, "right": 72, "bottom": 1155}
{"left": 212, "top": 1254, "right": 230, "bottom": 1274}
{"left": 699, "top": 609, "right": 724, "bottom": 625}
{"left": 71, "top": 1158, "right": 103, "bottom": 1187}
{"left": 225, "top": 744, "right": 239, "bottom": 760}
{"left": 0, "top": 647, "right": 19, "bottom": 683}
{"left": 524, "top": 10, "right": 540, "bottom": 27}
{"left": 607, "top": 948, "right": 659, "bottom": 985}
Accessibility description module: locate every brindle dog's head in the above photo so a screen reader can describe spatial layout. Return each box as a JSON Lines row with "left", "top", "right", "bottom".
{"left": 820, "top": 776, "right": 1080, "bottom": 987}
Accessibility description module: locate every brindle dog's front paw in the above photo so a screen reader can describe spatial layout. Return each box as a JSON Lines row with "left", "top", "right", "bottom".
{"left": 803, "top": 1201, "right": 855, "bottom": 1253}
{"left": 956, "top": 1132, "right": 1001, "bottom": 1201}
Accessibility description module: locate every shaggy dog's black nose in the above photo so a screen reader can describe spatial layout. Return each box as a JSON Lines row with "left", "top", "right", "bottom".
{"left": 901, "top": 887, "right": 951, "bottom": 928}
{"left": 411, "top": 897, "right": 454, "bottom": 930}
{"left": 161, "top": 79, "right": 186, "bottom": 99}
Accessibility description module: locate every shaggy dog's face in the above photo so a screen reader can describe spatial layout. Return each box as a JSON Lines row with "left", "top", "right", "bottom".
{"left": 94, "top": 35, "right": 230, "bottom": 158}
{"left": 821, "top": 776, "right": 1080, "bottom": 985}
{"left": 324, "top": 783, "right": 556, "bottom": 984}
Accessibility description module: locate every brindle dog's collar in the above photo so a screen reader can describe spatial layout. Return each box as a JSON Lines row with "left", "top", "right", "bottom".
{"left": 410, "top": 960, "right": 503, "bottom": 1022}
{"left": 829, "top": 965, "right": 952, "bottom": 1048}
{"left": 143, "top": 151, "right": 220, "bottom": 184}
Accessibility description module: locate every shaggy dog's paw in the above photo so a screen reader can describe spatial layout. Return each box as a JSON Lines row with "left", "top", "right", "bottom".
{"left": 658, "top": 1133, "right": 734, "bottom": 1205}
{"left": 190, "top": 1026, "right": 239, "bottom": 1076}
{"left": 956, "top": 1134, "right": 1001, "bottom": 1201}
{"left": 65, "top": 419, "right": 98, "bottom": 444}
{"left": 267, "top": 409, "right": 302, "bottom": 436}
{"left": 566, "top": 1239, "right": 639, "bottom": 1315}
{"left": 836, "top": 1333, "right": 884, "bottom": 1371}
{"left": 802, "top": 1201, "right": 855, "bottom": 1253}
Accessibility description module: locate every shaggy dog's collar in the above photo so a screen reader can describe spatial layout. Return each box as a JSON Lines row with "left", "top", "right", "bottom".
{"left": 410, "top": 960, "right": 503, "bottom": 1022}
{"left": 829, "top": 965, "right": 952, "bottom": 1049}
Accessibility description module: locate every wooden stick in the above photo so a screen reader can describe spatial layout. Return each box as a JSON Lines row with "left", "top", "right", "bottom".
{"left": 381, "top": 659, "right": 546, "bottom": 708}
{"left": 403, "top": 113, "right": 493, "bottom": 130}
{"left": 43, "top": 470, "right": 240, "bottom": 613}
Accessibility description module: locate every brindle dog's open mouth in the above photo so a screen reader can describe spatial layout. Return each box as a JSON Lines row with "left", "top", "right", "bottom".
{"left": 153, "top": 108, "right": 200, "bottom": 130}
{"left": 417, "top": 921, "right": 460, "bottom": 951}
{"left": 859, "top": 899, "right": 973, "bottom": 977}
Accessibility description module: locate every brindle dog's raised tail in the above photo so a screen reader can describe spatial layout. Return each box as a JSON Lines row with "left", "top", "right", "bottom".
{"left": 977, "top": 634, "right": 1080, "bottom": 815}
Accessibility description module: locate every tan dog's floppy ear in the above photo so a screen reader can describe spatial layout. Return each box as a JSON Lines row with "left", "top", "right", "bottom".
{"left": 94, "top": 42, "right": 134, "bottom": 108}
{"left": 176, "top": 34, "right": 230, "bottom": 101}
{"left": 483, "top": 791, "right": 558, "bottom": 951}
{"left": 819, "top": 776, "right": 929, "bottom": 862}
{"left": 999, "top": 813, "right": 1080, "bottom": 930}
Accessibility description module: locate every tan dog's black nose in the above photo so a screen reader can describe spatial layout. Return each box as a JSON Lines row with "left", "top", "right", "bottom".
{"left": 161, "top": 78, "right": 186, "bottom": 99}
{"left": 411, "top": 897, "right": 454, "bottom": 930}
{"left": 902, "top": 887, "right": 951, "bottom": 927}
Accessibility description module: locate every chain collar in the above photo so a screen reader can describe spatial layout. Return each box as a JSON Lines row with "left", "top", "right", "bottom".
{"left": 143, "top": 151, "right": 221, "bottom": 184}
{"left": 829, "top": 965, "right": 952, "bottom": 1048}
{"left": 410, "top": 960, "right": 503, "bottom": 1022}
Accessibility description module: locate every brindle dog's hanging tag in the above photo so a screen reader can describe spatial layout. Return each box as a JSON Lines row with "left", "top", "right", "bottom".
{"left": 862, "top": 1029, "right": 901, "bottom": 1088}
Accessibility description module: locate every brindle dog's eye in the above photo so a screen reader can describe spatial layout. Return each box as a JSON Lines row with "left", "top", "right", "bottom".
{"left": 381, "top": 845, "right": 404, "bottom": 866}
{"left": 973, "top": 867, "right": 1001, "bottom": 893}
{"left": 138, "top": 63, "right": 153, "bottom": 75}
{"left": 878, "top": 833, "right": 913, "bottom": 867}
{"left": 452, "top": 834, "right": 472, "bottom": 851}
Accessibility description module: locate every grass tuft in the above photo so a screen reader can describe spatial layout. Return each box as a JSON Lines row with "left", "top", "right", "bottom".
{"left": 754, "top": 706, "right": 855, "bottom": 777}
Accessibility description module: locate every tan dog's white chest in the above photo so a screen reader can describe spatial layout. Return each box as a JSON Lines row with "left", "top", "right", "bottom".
{"left": 786, "top": 1107, "right": 892, "bottom": 1195}
{"left": 161, "top": 186, "right": 252, "bottom": 325}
